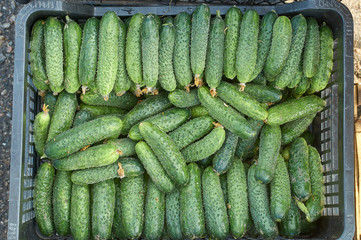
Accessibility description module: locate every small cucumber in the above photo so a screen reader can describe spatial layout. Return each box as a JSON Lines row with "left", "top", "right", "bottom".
{"left": 166, "top": 189, "right": 183, "bottom": 240}
{"left": 281, "top": 113, "right": 316, "bottom": 145}
{"left": 107, "top": 138, "right": 136, "bottom": 157}
{"left": 303, "top": 17, "right": 320, "bottom": 78}
{"left": 34, "top": 105, "right": 50, "bottom": 156}
{"left": 70, "top": 184, "right": 90, "bottom": 240}
{"left": 235, "top": 118, "right": 264, "bottom": 159}
{"left": 243, "top": 83, "right": 282, "bottom": 103}
{"left": 291, "top": 75, "right": 311, "bottom": 98}
{"left": 113, "top": 179, "right": 126, "bottom": 239}
{"left": 168, "top": 88, "right": 200, "bottom": 108}
{"left": 79, "top": 103, "right": 127, "bottom": 117}
{"left": 190, "top": 105, "right": 208, "bottom": 118}
{"left": 80, "top": 91, "right": 137, "bottom": 110}
{"left": 279, "top": 199, "right": 301, "bottom": 238}
{"left": 43, "top": 92, "right": 57, "bottom": 116}
{"left": 72, "top": 109, "right": 93, "bottom": 127}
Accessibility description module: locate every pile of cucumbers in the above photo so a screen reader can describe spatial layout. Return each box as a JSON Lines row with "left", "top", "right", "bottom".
{"left": 31, "top": 3, "right": 332, "bottom": 240}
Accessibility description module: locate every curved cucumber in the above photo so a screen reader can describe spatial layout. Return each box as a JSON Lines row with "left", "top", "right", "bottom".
{"left": 281, "top": 113, "right": 316, "bottom": 145}
{"left": 34, "top": 105, "right": 50, "bottom": 156}
{"left": 303, "top": 17, "right": 320, "bottom": 78}
{"left": 166, "top": 189, "right": 183, "bottom": 240}
{"left": 190, "top": 105, "right": 208, "bottom": 118}
{"left": 80, "top": 91, "right": 137, "bottom": 110}
{"left": 279, "top": 199, "right": 301, "bottom": 238}
{"left": 168, "top": 88, "right": 200, "bottom": 108}
{"left": 243, "top": 83, "right": 282, "bottom": 103}
{"left": 73, "top": 109, "right": 93, "bottom": 127}
{"left": 70, "top": 184, "right": 90, "bottom": 240}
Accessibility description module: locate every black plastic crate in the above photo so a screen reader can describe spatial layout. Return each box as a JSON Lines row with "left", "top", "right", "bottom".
{"left": 8, "top": 0, "right": 355, "bottom": 239}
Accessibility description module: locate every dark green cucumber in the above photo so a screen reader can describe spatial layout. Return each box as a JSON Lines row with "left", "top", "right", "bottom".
{"left": 248, "top": 164, "right": 278, "bottom": 239}
{"left": 72, "top": 109, "right": 93, "bottom": 127}
{"left": 166, "top": 189, "right": 183, "bottom": 240}
{"left": 279, "top": 199, "right": 301, "bottom": 238}
{"left": 80, "top": 91, "right": 137, "bottom": 110}
{"left": 44, "top": 92, "right": 57, "bottom": 116}
{"left": 135, "top": 141, "right": 175, "bottom": 193}
{"left": 281, "top": 113, "right": 316, "bottom": 145}
{"left": 212, "top": 129, "right": 239, "bottom": 175}
{"left": 220, "top": 173, "right": 228, "bottom": 204}
{"left": 45, "top": 116, "right": 123, "bottom": 159}
{"left": 300, "top": 213, "right": 317, "bottom": 235}
{"left": 107, "top": 138, "right": 136, "bottom": 157}
{"left": 180, "top": 163, "right": 207, "bottom": 238}
{"left": 289, "top": 137, "right": 311, "bottom": 201}
{"left": 53, "top": 170, "right": 72, "bottom": 236}
{"left": 163, "top": 16, "right": 173, "bottom": 24}
{"left": 255, "top": 124, "right": 281, "bottom": 184}
{"left": 70, "top": 184, "right": 90, "bottom": 240}
{"left": 92, "top": 179, "right": 115, "bottom": 240}
{"left": 291, "top": 75, "right": 311, "bottom": 99}
{"left": 223, "top": 7, "right": 242, "bottom": 80}
{"left": 287, "top": 63, "right": 303, "bottom": 88}
{"left": 303, "top": 17, "right": 320, "bottom": 78}
{"left": 264, "top": 16, "right": 292, "bottom": 79}
{"left": 34, "top": 105, "right": 50, "bottom": 156}
{"left": 144, "top": 179, "right": 166, "bottom": 240}
{"left": 139, "top": 122, "right": 189, "bottom": 186}
{"left": 34, "top": 162, "right": 55, "bottom": 237}
{"left": 227, "top": 159, "right": 249, "bottom": 238}
{"left": 236, "top": 9, "right": 259, "bottom": 85}
{"left": 113, "top": 178, "right": 126, "bottom": 239}
{"left": 79, "top": 103, "right": 127, "bottom": 117}
{"left": 244, "top": 83, "right": 282, "bottom": 103}
{"left": 198, "top": 86, "right": 256, "bottom": 138}
{"left": 190, "top": 105, "right": 208, "bottom": 118}
{"left": 181, "top": 126, "right": 226, "bottom": 163}
{"left": 235, "top": 118, "right": 264, "bottom": 159}
{"left": 301, "top": 131, "right": 315, "bottom": 145}
{"left": 46, "top": 92, "right": 77, "bottom": 141}
{"left": 252, "top": 71, "right": 267, "bottom": 85}
{"left": 217, "top": 81, "right": 268, "bottom": 121}
{"left": 198, "top": 156, "right": 212, "bottom": 167}
{"left": 202, "top": 166, "right": 229, "bottom": 239}
{"left": 168, "top": 88, "right": 200, "bottom": 108}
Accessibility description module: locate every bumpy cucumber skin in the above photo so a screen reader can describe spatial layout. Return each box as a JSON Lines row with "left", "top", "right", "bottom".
{"left": 253, "top": 71, "right": 268, "bottom": 85}
{"left": 212, "top": 130, "right": 239, "bottom": 175}
{"left": 46, "top": 92, "right": 77, "bottom": 141}
{"left": 244, "top": 83, "right": 282, "bottom": 103}
{"left": 45, "top": 116, "right": 123, "bottom": 159}
{"left": 140, "top": 122, "right": 189, "bottom": 186}
{"left": 264, "top": 16, "right": 292, "bottom": 79}
{"left": 236, "top": 10, "right": 259, "bottom": 84}
{"left": 79, "top": 103, "right": 127, "bottom": 117}
{"left": 281, "top": 113, "right": 316, "bottom": 145}
{"left": 113, "top": 179, "right": 126, "bottom": 239}
{"left": 92, "top": 179, "right": 115, "bottom": 240}
{"left": 191, "top": 4, "right": 211, "bottom": 77}
{"left": 49, "top": 83, "right": 64, "bottom": 95}
{"left": 44, "top": 92, "right": 57, "bottom": 116}
{"left": 202, "top": 167, "right": 229, "bottom": 239}
{"left": 70, "top": 184, "right": 90, "bottom": 240}
{"left": 248, "top": 164, "right": 278, "bottom": 239}
{"left": 227, "top": 159, "right": 249, "bottom": 238}
{"left": 34, "top": 162, "right": 55, "bottom": 237}
{"left": 287, "top": 63, "right": 303, "bottom": 88}
{"left": 251, "top": 11, "right": 278, "bottom": 80}
{"left": 44, "top": 17, "right": 63, "bottom": 88}
{"left": 181, "top": 127, "right": 226, "bottom": 163}
{"left": 79, "top": 17, "right": 99, "bottom": 91}
{"left": 97, "top": 11, "right": 119, "bottom": 98}
{"left": 267, "top": 95, "right": 325, "bottom": 125}
{"left": 217, "top": 82, "right": 268, "bottom": 121}
{"left": 180, "top": 163, "right": 206, "bottom": 239}
{"left": 190, "top": 105, "right": 209, "bottom": 118}
{"left": 144, "top": 179, "right": 166, "bottom": 240}
{"left": 223, "top": 7, "right": 242, "bottom": 80}
{"left": 281, "top": 145, "right": 291, "bottom": 161}
{"left": 168, "top": 88, "right": 200, "bottom": 108}
{"left": 220, "top": 173, "right": 228, "bottom": 204}
{"left": 279, "top": 199, "right": 301, "bottom": 238}
{"left": 308, "top": 23, "right": 334, "bottom": 94}
{"left": 198, "top": 86, "right": 256, "bottom": 138}
{"left": 289, "top": 137, "right": 311, "bottom": 201}
{"left": 135, "top": 141, "right": 175, "bottom": 193}
{"left": 121, "top": 175, "right": 145, "bottom": 239}
{"left": 107, "top": 138, "right": 136, "bottom": 157}
{"left": 34, "top": 110, "right": 50, "bottom": 156}
{"left": 198, "top": 156, "right": 212, "bottom": 167}
{"left": 205, "top": 11, "right": 225, "bottom": 90}
{"left": 255, "top": 124, "right": 281, "bottom": 184}
{"left": 303, "top": 17, "right": 320, "bottom": 78}
{"left": 292, "top": 75, "right": 311, "bottom": 98}
{"left": 174, "top": 12, "right": 192, "bottom": 88}
{"left": 270, "top": 155, "right": 291, "bottom": 222}
{"left": 80, "top": 91, "right": 137, "bottom": 109}
{"left": 72, "top": 109, "right": 93, "bottom": 127}
{"left": 169, "top": 115, "right": 214, "bottom": 149}
{"left": 166, "top": 189, "right": 183, "bottom": 240}
{"left": 235, "top": 118, "right": 264, "bottom": 159}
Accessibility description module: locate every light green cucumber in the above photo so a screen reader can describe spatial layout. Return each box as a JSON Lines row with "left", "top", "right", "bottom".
{"left": 80, "top": 91, "right": 137, "bottom": 110}
{"left": 303, "top": 17, "right": 320, "bottom": 78}
{"left": 34, "top": 105, "right": 50, "bottom": 156}
{"left": 43, "top": 92, "right": 57, "bottom": 116}
{"left": 190, "top": 105, "right": 208, "bottom": 118}
{"left": 168, "top": 88, "right": 200, "bottom": 108}
{"left": 107, "top": 138, "right": 136, "bottom": 157}
{"left": 243, "top": 83, "right": 282, "bottom": 103}
{"left": 70, "top": 184, "right": 90, "bottom": 240}
{"left": 79, "top": 103, "right": 127, "bottom": 117}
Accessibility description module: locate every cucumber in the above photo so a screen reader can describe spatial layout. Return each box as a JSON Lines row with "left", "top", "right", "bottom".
{"left": 281, "top": 113, "right": 316, "bottom": 145}
{"left": 113, "top": 179, "right": 126, "bottom": 239}
{"left": 53, "top": 170, "right": 72, "bottom": 236}
{"left": 220, "top": 173, "right": 228, "bottom": 204}
{"left": 255, "top": 124, "right": 281, "bottom": 184}
{"left": 165, "top": 189, "right": 183, "bottom": 240}
{"left": 129, "top": 108, "right": 190, "bottom": 141}
{"left": 168, "top": 89, "right": 200, "bottom": 108}
{"left": 135, "top": 141, "right": 175, "bottom": 193}
{"left": 45, "top": 116, "right": 123, "bottom": 159}
{"left": 235, "top": 119, "right": 264, "bottom": 159}
{"left": 212, "top": 129, "right": 239, "bottom": 175}
{"left": 163, "top": 16, "right": 173, "bottom": 24}
{"left": 44, "top": 17, "right": 63, "bottom": 88}
{"left": 144, "top": 179, "right": 166, "bottom": 240}
{"left": 34, "top": 162, "right": 55, "bottom": 237}
{"left": 159, "top": 21, "right": 177, "bottom": 92}
{"left": 139, "top": 122, "right": 189, "bottom": 186}
{"left": 248, "top": 164, "right": 278, "bottom": 239}
{"left": 243, "top": 83, "right": 282, "bottom": 103}
{"left": 180, "top": 163, "right": 206, "bottom": 238}
{"left": 79, "top": 103, "right": 127, "bottom": 117}
{"left": 217, "top": 81, "right": 268, "bottom": 121}
{"left": 49, "top": 83, "right": 64, "bottom": 95}
{"left": 174, "top": 12, "right": 192, "bottom": 89}
{"left": 223, "top": 7, "right": 242, "bottom": 80}
{"left": 252, "top": 71, "right": 267, "bottom": 85}
{"left": 287, "top": 63, "right": 303, "bottom": 88}
{"left": 43, "top": 92, "right": 57, "bottom": 116}
{"left": 107, "top": 138, "right": 136, "bottom": 157}
{"left": 70, "top": 184, "right": 90, "bottom": 240}
{"left": 63, "top": 16, "right": 82, "bottom": 93}
{"left": 198, "top": 156, "right": 212, "bottom": 167}
{"left": 301, "top": 131, "right": 315, "bottom": 145}
{"left": 72, "top": 109, "right": 93, "bottom": 127}
{"left": 270, "top": 155, "right": 291, "bottom": 222}
{"left": 46, "top": 92, "right": 77, "bottom": 141}
{"left": 291, "top": 75, "right": 311, "bottom": 98}
{"left": 79, "top": 17, "right": 99, "bottom": 92}
{"left": 303, "top": 17, "right": 320, "bottom": 78}
{"left": 205, "top": 10, "right": 225, "bottom": 95}
{"left": 34, "top": 105, "right": 50, "bottom": 156}
{"left": 190, "top": 4, "right": 211, "bottom": 85}
{"left": 279, "top": 199, "right": 301, "bottom": 238}
{"left": 251, "top": 11, "right": 278, "bottom": 80}
{"left": 308, "top": 23, "right": 334, "bottom": 93}
{"left": 198, "top": 86, "right": 256, "bottom": 138}
{"left": 289, "top": 137, "right": 311, "bottom": 201}
{"left": 190, "top": 105, "right": 208, "bottom": 118}
{"left": 92, "top": 179, "right": 115, "bottom": 240}
{"left": 97, "top": 11, "right": 119, "bottom": 99}
{"left": 71, "top": 157, "right": 144, "bottom": 185}
{"left": 52, "top": 143, "right": 120, "bottom": 171}
{"left": 80, "top": 91, "right": 137, "bottom": 110}
{"left": 227, "top": 159, "right": 249, "bottom": 238}
{"left": 236, "top": 10, "right": 259, "bottom": 85}
{"left": 264, "top": 16, "right": 292, "bottom": 79}
{"left": 281, "top": 145, "right": 291, "bottom": 161}
{"left": 120, "top": 175, "right": 145, "bottom": 239}
{"left": 202, "top": 166, "right": 229, "bottom": 239}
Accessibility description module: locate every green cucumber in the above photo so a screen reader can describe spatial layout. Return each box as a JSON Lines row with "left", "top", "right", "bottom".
{"left": 168, "top": 88, "right": 200, "bottom": 108}
{"left": 72, "top": 109, "right": 93, "bottom": 127}
{"left": 235, "top": 118, "right": 264, "bottom": 159}
{"left": 243, "top": 83, "right": 282, "bottom": 103}
{"left": 303, "top": 17, "right": 320, "bottom": 78}
{"left": 113, "top": 178, "right": 126, "bottom": 239}
{"left": 291, "top": 75, "right": 311, "bottom": 98}
{"left": 80, "top": 91, "right": 137, "bottom": 110}
{"left": 220, "top": 173, "right": 228, "bottom": 204}
{"left": 252, "top": 71, "right": 267, "bottom": 85}
{"left": 70, "top": 184, "right": 90, "bottom": 240}
{"left": 107, "top": 138, "right": 136, "bottom": 157}
{"left": 79, "top": 103, "right": 127, "bottom": 117}
{"left": 287, "top": 63, "right": 303, "bottom": 88}
{"left": 198, "top": 156, "right": 212, "bottom": 167}
{"left": 163, "top": 16, "right": 173, "bottom": 24}
{"left": 190, "top": 105, "right": 208, "bottom": 118}
{"left": 281, "top": 113, "right": 316, "bottom": 145}
{"left": 279, "top": 199, "right": 301, "bottom": 238}
{"left": 281, "top": 145, "right": 291, "bottom": 161}
{"left": 43, "top": 92, "right": 57, "bottom": 116}
{"left": 49, "top": 83, "right": 64, "bottom": 95}
{"left": 166, "top": 189, "right": 183, "bottom": 240}
{"left": 34, "top": 105, "right": 50, "bottom": 156}
{"left": 301, "top": 131, "right": 315, "bottom": 145}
